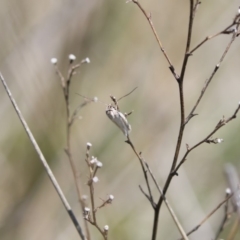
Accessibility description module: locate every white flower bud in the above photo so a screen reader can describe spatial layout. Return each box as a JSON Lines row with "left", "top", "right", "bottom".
{"left": 92, "top": 176, "right": 99, "bottom": 183}
{"left": 104, "top": 225, "right": 109, "bottom": 231}
{"left": 107, "top": 194, "right": 114, "bottom": 203}
{"left": 93, "top": 97, "right": 98, "bottom": 102}
{"left": 87, "top": 142, "right": 92, "bottom": 150}
{"left": 90, "top": 157, "right": 97, "bottom": 165}
{"left": 226, "top": 188, "right": 231, "bottom": 194}
{"left": 217, "top": 138, "right": 223, "bottom": 143}
{"left": 69, "top": 54, "right": 76, "bottom": 61}
{"left": 85, "top": 57, "right": 90, "bottom": 63}
{"left": 51, "top": 58, "right": 57, "bottom": 65}
{"left": 109, "top": 195, "right": 114, "bottom": 200}
{"left": 96, "top": 161, "right": 103, "bottom": 168}
{"left": 84, "top": 207, "right": 90, "bottom": 213}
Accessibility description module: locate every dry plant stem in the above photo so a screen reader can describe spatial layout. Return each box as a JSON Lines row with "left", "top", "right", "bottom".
{"left": 178, "top": 193, "right": 234, "bottom": 240}
{"left": 143, "top": 162, "right": 189, "bottom": 240}
{"left": 174, "top": 103, "right": 240, "bottom": 174}
{"left": 185, "top": 30, "right": 239, "bottom": 125}
{"left": 225, "top": 164, "right": 240, "bottom": 219}
{"left": 70, "top": 100, "right": 94, "bottom": 127}
{"left": 189, "top": 13, "right": 240, "bottom": 54}
{"left": 0, "top": 73, "right": 85, "bottom": 240}
{"left": 126, "top": 136, "right": 155, "bottom": 208}
{"left": 56, "top": 62, "right": 91, "bottom": 240}
{"left": 227, "top": 217, "right": 239, "bottom": 240}
{"left": 149, "top": 1, "right": 195, "bottom": 239}
{"left": 131, "top": 0, "right": 179, "bottom": 80}
{"left": 131, "top": 2, "right": 238, "bottom": 240}
{"left": 85, "top": 149, "right": 107, "bottom": 240}
{"left": 126, "top": 136, "right": 189, "bottom": 239}
{"left": 189, "top": 25, "right": 232, "bottom": 55}
{"left": 179, "top": 0, "right": 194, "bottom": 84}
{"left": 214, "top": 193, "right": 231, "bottom": 240}
{"left": 193, "top": 0, "right": 201, "bottom": 18}
{"left": 94, "top": 198, "right": 110, "bottom": 212}
{"left": 133, "top": 0, "right": 195, "bottom": 240}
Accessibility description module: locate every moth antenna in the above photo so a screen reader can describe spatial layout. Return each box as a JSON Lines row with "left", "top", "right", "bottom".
{"left": 117, "top": 87, "right": 137, "bottom": 102}
{"left": 75, "top": 93, "right": 106, "bottom": 106}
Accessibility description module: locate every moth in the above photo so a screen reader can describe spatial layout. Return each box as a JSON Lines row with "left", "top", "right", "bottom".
{"left": 77, "top": 87, "right": 136, "bottom": 138}
{"left": 105, "top": 104, "right": 131, "bottom": 137}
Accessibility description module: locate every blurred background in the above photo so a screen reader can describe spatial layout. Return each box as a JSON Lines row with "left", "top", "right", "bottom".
{"left": 0, "top": 0, "right": 240, "bottom": 239}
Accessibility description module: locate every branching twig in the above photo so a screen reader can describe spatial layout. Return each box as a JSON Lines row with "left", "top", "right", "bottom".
{"left": 126, "top": 135, "right": 189, "bottom": 239}
{"left": 125, "top": 136, "right": 155, "bottom": 209}
{"left": 0, "top": 72, "right": 85, "bottom": 240}
{"left": 54, "top": 57, "right": 91, "bottom": 240}
{"left": 174, "top": 103, "right": 240, "bottom": 174}
{"left": 189, "top": 12, "right": 240, "bottom": 55}
{"left": 69, "top": 98, "right": 96, "bottom": 127}
{"left": 225, "top": 164, "right": 240, "bottom": 220}
{"left": 150, "top": 2, "right": 196, "bottom": 239}
{"left": 185, "top": 28, "right": 240, "bottom": 125}
{"left": 178, "top": 193, "right": 233, "bottom": 240}
{"left": 130, "top": 0, "right": 179, "bottom": 80}
{"left": 94, "top": 195, "right": 114, "bottom": 213}
{"left": 84, "top": 146, "right": 108, "bottom": 240}
{"left": 214, "top": 189, "right": 232, "bottom": 240}
{"left": 143, "top": 161, "right": 189, "bottom": 240}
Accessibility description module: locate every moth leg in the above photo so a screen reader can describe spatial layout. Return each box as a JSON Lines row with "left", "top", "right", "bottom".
{"left": 110, "top": 95, "right": 120, "bottom": 110}
{"left": 124, "top": 110, "right": 134, "bottom": 117}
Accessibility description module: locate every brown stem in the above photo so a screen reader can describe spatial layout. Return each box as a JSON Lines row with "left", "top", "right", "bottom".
{"left": 214, "top": 192, "right": 231, "bottom": 240}
{"left": 85, "top": 151, "right": 107, "bottom": 240}
{"left": 56, "top": 61, "right": 91, "bottom": 240}
{"left": 131, "top": 0, "right": 179, "bottom": 80}
{"left": 189, "top": 13, "right": 240, "bottom": 55}
{"left": 226, "top": 217, "right": 239, "bottom": 240}
{"left": 0, "top": 73, "right": 85, "bottom": 239}
{"left": 175, "top": 103, "right": 240, "bottom": 174}
{"left": 126, "top": 135, "right": 155, "bottom": 208}
{"left": 151, "top": 2, "right": 196, "bottom": 239}
{"left": 178, "top": 193, "right": 233, "bottom": 240}
{"left": 185, "top": 29, "right": 239, "bottom": 125}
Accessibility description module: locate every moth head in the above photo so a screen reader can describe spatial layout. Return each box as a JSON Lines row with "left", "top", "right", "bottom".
{"left": 105, "top": 105, "right": 117, "bottom": 119}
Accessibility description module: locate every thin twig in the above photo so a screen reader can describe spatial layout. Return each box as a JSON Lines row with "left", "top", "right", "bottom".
{"left": 178, "top": 193, "right": 233, "bottom": 240}
{"left": 214, "top": 191, "right": 232, "bottom": 240}
{"left": 227, "top": 217, "right": 239, "bottom": 240}
{"left": 185, "top": 28, "right": 240, "bottom": 125}
{"left": 179, "top": 0, "right": 195, "bottom": 84}
{"left": 130, "top": 0, "right": 179, "bottom": 80}
{"left": 126, "top": 136, "right": 189, "bottom": 239}
{"left": 189, "top": 13, "right": 240, "bottom": 54}
{"left": 126, "top": 136, "right": 155, "bottom": 209}
{"left": 85, "top": 148, "right": 107, "bottom": 240}
{"left": 94, "top": 196, "right": 113, "bottom": 213}
{"left": 151, "top": 2, "right": 195, "bottom": 239}
{"left": 0, "top": 72, "right": 85, "bottom": 240}
{"left": 174, "top": 103, "right": 240, "bottom": 174}
{"left": 55, "top": 59, "right": 91, "bottom": 240}
{"left": 143, "top": 161, "right": 189, "bottom": 240}
{"left": 69, "top": 99, "right": 95, "bottom": 127}
{"left": 225, "top": 164, "right": 240, "bottom": 219}
{"left": 193, "top": 0, "right": 201, "bottom": 18}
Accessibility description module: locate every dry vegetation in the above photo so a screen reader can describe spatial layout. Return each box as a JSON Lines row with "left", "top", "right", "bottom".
{"left": 1, "top": 1, "right": 240, "bottom": 240}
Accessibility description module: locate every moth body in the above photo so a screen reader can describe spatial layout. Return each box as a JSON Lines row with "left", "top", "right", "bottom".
{"left": 106, "top": 105, "right": 131, "bottom": 137}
